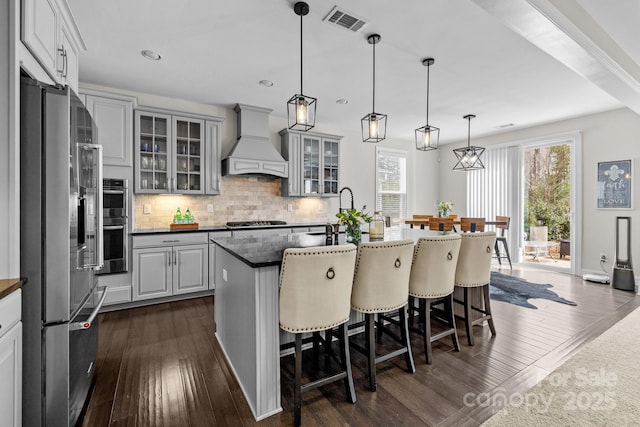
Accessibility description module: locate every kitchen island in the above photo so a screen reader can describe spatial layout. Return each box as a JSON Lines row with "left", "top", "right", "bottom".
{"left": 211, "top": 227, "right": 437, "bottom": 420}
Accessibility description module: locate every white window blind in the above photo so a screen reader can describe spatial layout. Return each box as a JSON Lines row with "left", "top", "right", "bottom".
{"left": 467, "top": 145, "right": 520, "bottom": 258}
{"left": 375, "top": 147, "right": 407, "bottom": 220}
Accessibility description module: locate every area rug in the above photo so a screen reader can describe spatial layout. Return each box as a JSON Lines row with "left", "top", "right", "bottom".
{"left": 489, "top": 271, "right": 577, "bottom": 309}
{"left": 481, "top": 306, "right": 640, "bottom": 426}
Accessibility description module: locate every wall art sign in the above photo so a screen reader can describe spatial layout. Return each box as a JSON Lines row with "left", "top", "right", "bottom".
{"left": 597, "top": 160, "right": 632, "bottom": 209}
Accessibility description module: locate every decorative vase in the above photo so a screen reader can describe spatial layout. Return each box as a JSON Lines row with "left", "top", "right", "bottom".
{"left": 345, "top": 223, "right": 362, "bottom": 246}
{"left": 439, "top": 210, "right": 449, "bottom": 218}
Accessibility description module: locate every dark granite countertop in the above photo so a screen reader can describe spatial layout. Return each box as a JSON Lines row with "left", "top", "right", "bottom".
{"left": 211, "top": 228, "right": 441, "bottom": 268}
{"left": 212, "top": 232, "right": 328, "bottom": 267}
{"left": 131, "top": 223, "right": 326, "bottom": 235}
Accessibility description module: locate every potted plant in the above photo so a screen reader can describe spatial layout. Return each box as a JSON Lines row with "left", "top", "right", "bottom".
{"left": 436, "top": 200, "right": 454, "bottom": 217}
{"left": 336, "top": 205, "right": 372, "bottom": 245}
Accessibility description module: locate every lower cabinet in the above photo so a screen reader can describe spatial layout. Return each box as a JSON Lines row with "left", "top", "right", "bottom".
{"left": 0, "top": 289, "right": 22, "bottom": 427}
{"left": 132, "top": 233, "right": 209, "bottom": 302}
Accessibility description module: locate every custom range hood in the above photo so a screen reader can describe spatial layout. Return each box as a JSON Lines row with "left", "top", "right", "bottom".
{"left": 222, "top": 104, "right": 289, "bottom": 178}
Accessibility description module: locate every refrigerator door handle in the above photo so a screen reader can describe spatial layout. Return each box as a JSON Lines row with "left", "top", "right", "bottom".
{"left": 70, "top": 286, "right": 107, "bottom": 331}
{"left": 95, "top": 146, "right": 104, "bottom": 269}
{"left": 103, "top": 225, "right": 125, "bottom": 231}
{"left": 77, "top": 143, "right": 104, "bottom": 271}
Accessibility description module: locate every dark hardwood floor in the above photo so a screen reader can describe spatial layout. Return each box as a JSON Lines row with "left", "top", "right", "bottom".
{"left": 81, "top": 265, "right": 640, "bottom": 426}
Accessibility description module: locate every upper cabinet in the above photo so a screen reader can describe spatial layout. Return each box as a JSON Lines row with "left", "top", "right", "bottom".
{"left": 21, "top": 0, "right": 85, "bottom": 92}
{"left": 204, "top": 119, "right": 223, "bottom": 195}
{"left": 134, "top": 109, "right": 223, "bottom": 195}
{"left": 280, "top": 129, "right": 341, "bottom": 197}
{"left": 82, "top": 89, "right": 137, "bottom": 167}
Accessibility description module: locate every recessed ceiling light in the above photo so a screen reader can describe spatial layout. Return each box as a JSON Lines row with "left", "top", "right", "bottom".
{"left": 336, "top": 98, "right": 349, "bottom": 104}
{"left": 259, "top": 80, "right": 274, "bottom": 87}
{"left": 497, "top": 123, "right": 515, "bottom": 128}
{"left": 141, "top": 50, "right": 162, "bottom": 61}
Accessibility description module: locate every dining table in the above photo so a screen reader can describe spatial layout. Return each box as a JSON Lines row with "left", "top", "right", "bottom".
{"left": 402, "top": 218, "right": 508, "bottom": 229}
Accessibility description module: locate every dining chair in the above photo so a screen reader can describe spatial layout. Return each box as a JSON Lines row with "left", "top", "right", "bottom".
{"left": 279, "top": 244, "right": 358, "bottom": 426}
{"left": 350, "top": 239, "right": 415, "bottom": 391}
{"left": 411, "top": 214, "right": 433, "bottom": 229}
{"left": 454, "top": 231, "right": 497, "bottom": 346}
{"left": 428, "top": 217, "right": 453, "bottom": 232}
{"left": 494, "top": 216, "right": 512, "bottom": 269}
{"left": 408, "top": 234, "right": 462, "bottom": 364}
{"left": 460, "top": 217, "right": 486, "bottom": 232}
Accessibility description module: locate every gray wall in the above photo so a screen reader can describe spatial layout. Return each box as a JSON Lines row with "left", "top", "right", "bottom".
{"left": 440, "top": 107, "right": 640, "bottom": 273}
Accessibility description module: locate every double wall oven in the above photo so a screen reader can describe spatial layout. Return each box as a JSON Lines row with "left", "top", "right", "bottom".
{"left": 98, "top": 178, "right": 129, "bottom": 275}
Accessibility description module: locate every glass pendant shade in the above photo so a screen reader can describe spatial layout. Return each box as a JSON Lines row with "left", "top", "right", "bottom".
{"left": 287, "top": 2, "right": 316, "bottom": 131}
{"left": 415, "top": 124, "right": 439, "bottom": 151}
{"left": 415, "top": 57, "right": 439, "bottom": 151}
{"left": 361, "top": 112, "right": 387, "bottom": 143}
{"left": 453, "top": 114, "right": 485, "bottom": 171}
{"left": 287, "top": 94, "right": 316, "bottom": 131}
{"left": 362, "top": 34, "right": 386, "bottom": 143}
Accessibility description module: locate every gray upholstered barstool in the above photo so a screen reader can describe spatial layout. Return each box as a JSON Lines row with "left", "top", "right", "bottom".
{"left": 350, "top": 239, "right": 415, "bottom": 391}
{"left": 454, "top": 231, "right": 497, "bottom": 346}
{"left": 279, "top": 244, "right": 357, "bottom": 427}
{"left": 408, "top": 234, "right": 462, "bottom": 364}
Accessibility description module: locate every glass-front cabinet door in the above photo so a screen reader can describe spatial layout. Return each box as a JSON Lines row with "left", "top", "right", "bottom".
{"left": 302, "top": 135, "right": 321, "bottom": 195}
{"left": 323, "top": 138, "right": 339, "bottom": 196}
{"left": 135, "top": 111, "right": 205, "bottom": 194}
{"left": 173, "top": 116, "right": 204, "bottom": 194}
{"left": 136, "top": 111, "right": 171, "bottom": 193}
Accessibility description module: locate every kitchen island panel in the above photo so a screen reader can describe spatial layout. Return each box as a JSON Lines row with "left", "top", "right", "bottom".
{"left": 214, "top": 247, "right": 281, "bottom": 420}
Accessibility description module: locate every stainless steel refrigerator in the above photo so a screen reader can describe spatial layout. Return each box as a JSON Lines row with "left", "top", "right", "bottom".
{"left": 20, "top": 76, "right": 106, "bottom": 427}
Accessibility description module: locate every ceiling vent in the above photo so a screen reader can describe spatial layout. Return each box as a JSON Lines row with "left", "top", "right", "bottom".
{"left": 323, "top": 6, "right": 367, "bottom": 32}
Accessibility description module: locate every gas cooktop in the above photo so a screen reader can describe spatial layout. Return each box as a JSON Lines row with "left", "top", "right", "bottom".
{"left": 226, "top": 220, "right": 287, "bottom": 227}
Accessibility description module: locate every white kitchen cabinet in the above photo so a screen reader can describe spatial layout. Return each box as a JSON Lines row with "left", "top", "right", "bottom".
{"left": 83, "top": 90, "right": 137, "bottom": 167}
{"left": 173, "top": 244, "right": 209, "bottom": 295}
{"left": 58, "top": 17, "right": 79, "bottom": 90}
{"left": 135, "top": 109, "right": 223, "bottom": 195}
{"left": 208, "top": 231, "right": 232, "bottom": 290}
{"left": 134, "top": 110, "right": 172, "bottom": 194}
{"left": 280, "top": 129, "right": 341, "bottom": 197}
{"left": 22, "top": 0, "right": 85, "bottom": 92}
{"left": 133, "top": 247, "right": 172, "bottom": 300}
{"left": 132, "top": 233, "right": 209, "bottom": 301}
{"left": 0, "top": 289, "right": 22, "bottom": 427}
{"left": 204, "top": 119, "right": 223, "bottom": 195}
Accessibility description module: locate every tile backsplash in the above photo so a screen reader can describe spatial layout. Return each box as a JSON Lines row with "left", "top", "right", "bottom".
{"left": 133, "top": 175, "right": 333, "bottom": 229}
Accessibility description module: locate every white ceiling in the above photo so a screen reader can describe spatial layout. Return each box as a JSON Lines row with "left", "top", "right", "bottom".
{"left": 67, "top": 0, "right": 640, "bottom": 144}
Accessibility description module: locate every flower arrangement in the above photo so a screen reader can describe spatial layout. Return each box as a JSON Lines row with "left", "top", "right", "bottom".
{"left": 336, "top": 205, "right": 372, "bottom": 245}
{"left": 436, "top": 201, "right": 454, "bottom": 217}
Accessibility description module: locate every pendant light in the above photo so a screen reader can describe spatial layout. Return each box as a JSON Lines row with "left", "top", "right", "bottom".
{"left": 415, "top": 58, "right": 439, "bottom": 151}
{"left": 361, "top": 34, "right": 387, "bottom": 143}
{"left": 287, "top": 2, "right": 316, "bottom": 131}
{"left": 453, "top": 114, "right": 485, "bottom": 171}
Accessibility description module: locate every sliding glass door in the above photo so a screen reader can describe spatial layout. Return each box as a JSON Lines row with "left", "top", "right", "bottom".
{"left": 467, "top": 133, "right": 581, "bottom": 274}
{"left": 521, "top": 134, "right": 581, "bottom": 274}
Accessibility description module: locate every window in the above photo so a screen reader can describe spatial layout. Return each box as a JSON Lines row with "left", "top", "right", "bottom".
{"left": 375, "top": 147, "right": 407, "bottom": 220}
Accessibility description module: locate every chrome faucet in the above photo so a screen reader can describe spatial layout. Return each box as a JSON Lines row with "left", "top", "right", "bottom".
{"left": 339, "top": 187, "right": 354, "bottom": 213}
